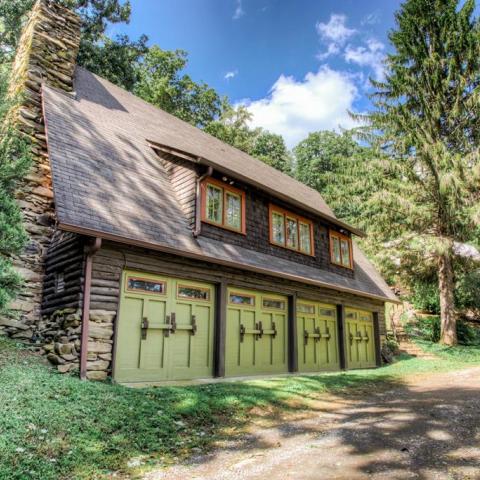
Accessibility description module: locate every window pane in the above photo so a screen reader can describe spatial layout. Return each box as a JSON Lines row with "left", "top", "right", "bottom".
{"left": 299, "top": 222, "right": 312, "bottom": 254}
{"left": 225, "top": 192, "right": 241, "bottom": 230}
{"left": 319, "top": 308, "right": 335, "bottom": 317}
{"left": 346, "top": 312, "right": 357, "bottom": 319}
{"left": 229, "top": 294, "right": 255, "bottom": 305}
{"left": 127, "top": 277, "right": 165, "bottom": 294}
{"left": 340, "top": 239, "right": 351, "bottom": 267}
{"left": 286, "top": 217, "right": 298, "bottom": 249}
{"left": 178, "top": 285, "right": 210, "bottom": 301}
{"left": 206, "top": 185, "right": 222, "bottom": 223}
{"left": 332, "top": 236, "right": 341, "bottom": 264}
{"left": 262, "top": 298, "right": 286, "bottom": 310}
{"left": 272, "top": 212, "right": 285, "bottom": 244}
{"left": 297, "top": 303, "right": 315, "bottom": 314}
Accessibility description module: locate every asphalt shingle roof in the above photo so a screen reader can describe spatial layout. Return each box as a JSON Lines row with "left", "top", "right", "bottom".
{"left": 42, "top": 67, "right": 397, "bottom": 302}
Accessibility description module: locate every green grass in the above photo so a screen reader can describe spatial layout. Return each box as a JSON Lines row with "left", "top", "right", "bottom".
{"left": 0, "top": 337, "right": 479, "bottom": 479}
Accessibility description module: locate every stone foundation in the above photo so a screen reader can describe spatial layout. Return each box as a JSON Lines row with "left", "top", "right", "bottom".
{"left": 39, "top": 308, "right": 115, "bottom": 379}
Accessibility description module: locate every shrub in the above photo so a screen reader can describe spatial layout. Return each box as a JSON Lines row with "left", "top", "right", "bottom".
{"left": 412, "top": 315, "right": 480, "bottom": 345}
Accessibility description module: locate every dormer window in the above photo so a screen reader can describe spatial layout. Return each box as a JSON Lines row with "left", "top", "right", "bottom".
{"left": 201, "top": 177, "right": 246, "bottom": 233}
{"left": 269, "top": 205, "right": 314, "bottom": 256}
{"left": 329, "top": 230, "right": 353, "bottom": 269}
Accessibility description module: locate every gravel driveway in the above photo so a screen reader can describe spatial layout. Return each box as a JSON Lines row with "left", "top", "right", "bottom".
{"left": 146, "top": 367, "right": 480, "bottom": 480}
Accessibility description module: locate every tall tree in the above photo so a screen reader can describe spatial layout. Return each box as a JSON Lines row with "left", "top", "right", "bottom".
{"left": 134, "top": 46, "right": 222, "bottom": 128}
{"left": 362, "top": 0, "right": 480, "bottom": 345}
{"left": 294, "top": 130, "right": 383, "bottom": 226}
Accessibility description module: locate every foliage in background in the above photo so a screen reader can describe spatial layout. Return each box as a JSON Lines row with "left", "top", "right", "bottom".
{"left": 0, "top": 64, "right": 31, "bottom": 312}
{"left": 406, "top": 315, "right": 480, "bottom": 346}
{"left": 357, "top": 0, "right": 480, "bottom": 344}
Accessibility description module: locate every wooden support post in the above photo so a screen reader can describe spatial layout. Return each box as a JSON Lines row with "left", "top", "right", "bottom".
{"left": 336, "top": 304, "right": 347, "bottom": 370}
{"left": 288, "top": 294, "right": 298, "bottom": 373}
{"left": 214, "top": 280, "right": 227, "bottom": 377}
{"left": 373, "top": 311, "right": 382, "bottom": 367}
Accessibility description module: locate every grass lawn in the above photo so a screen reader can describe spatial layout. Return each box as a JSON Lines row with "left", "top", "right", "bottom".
{"left": 1, "top": 337, "right": 479, "bottom": 480}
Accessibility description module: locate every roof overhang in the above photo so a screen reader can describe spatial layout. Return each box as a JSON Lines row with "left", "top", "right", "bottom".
{"left": 148, "top": 140, "right": 367, "bottom": 238}
{"left": 59, "top": 221, "right": 398, "bottom": 304}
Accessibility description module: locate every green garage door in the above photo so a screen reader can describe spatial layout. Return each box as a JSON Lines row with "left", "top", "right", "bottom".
{"left": 297, "top": 301, "right": 339, "bottom": 372}
{"left": 114, "top": 271, "right": 214, "bottom": 383}
{"left": 226, "top": 288, "right": 288, "bottom": 377}
{"left": 345, "top": 308, "right": 376, "bottom": 369}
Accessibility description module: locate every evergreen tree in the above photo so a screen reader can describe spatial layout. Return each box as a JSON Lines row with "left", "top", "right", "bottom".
{"left": 363, "top": 0, "right": 480, "bottom": 345}
{"left": 0, "top": 64, "right": 31, "bottom": 313}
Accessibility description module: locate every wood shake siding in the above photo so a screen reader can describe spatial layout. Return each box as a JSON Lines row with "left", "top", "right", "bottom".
{"left": 158, "top": 152, "right": 198, "bottom": 227}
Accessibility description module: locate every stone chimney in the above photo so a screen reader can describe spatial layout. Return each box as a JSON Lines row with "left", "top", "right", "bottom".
{"left": 1, "top": 1, "right": 81, "bottom": 338}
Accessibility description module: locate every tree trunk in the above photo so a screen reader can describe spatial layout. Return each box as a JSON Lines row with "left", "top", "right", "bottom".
{"left": 438, "top": 250, "right": 457, "bottom": 345}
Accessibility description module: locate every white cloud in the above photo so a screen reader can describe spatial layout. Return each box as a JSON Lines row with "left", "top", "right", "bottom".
{"left": 361, "top": 11, "right": 381, "bottom": 26}
{"left": 344, "top": 38, "right": 386, "bottom": 80}
{"left": 316, "top": 14, "right": 356, "bottom": 59}
{"left": 233, "top": 0, "right": 244, "bottom": 20}
{"left": 243, "top": 66, "right": 359, "bottom": 148}
{"left": 316, "top": 14, "right": 356, "bottom": 43}
{"left": 224, "top": 70, "right": 238, "bottom": 80}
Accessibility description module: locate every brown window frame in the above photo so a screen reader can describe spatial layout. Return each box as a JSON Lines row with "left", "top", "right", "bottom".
{"left": 201, "top": 177, "right": 246, "bottom": 234}
{"left": 268, "top": 204, "right": 315, "bottom": 256}
{"left": 329, "top": 230, "right": 354, "bottom": 269}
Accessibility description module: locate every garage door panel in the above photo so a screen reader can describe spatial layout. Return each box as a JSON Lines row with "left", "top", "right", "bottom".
{"left": 115, "top": 271, "right": 214, "bottom": 382}
{"left": 345, "top": 309, "right": 376, "bottom": 369}
{"left": 226, "top": 288, "right": 288, "bottom": 377}
{"left": 297, "top": 301, "right": 340, "bottom": 373}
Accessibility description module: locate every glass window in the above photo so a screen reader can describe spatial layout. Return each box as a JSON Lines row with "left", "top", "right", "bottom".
{"left": 262, "top": 298, "right": 286, "bottom": 310}
{"left": 178, "top": 285, "right": 210, "bottom": 301}
{"left": 203, "top": 179, "right": 245, "bottom": 233}
{"left": 270, "top": 205, "right": 313, "bottom": 255}
{"left": 330, "top": 231, "right": 352, "bottom": 268}
{"left": 229, "top": 293, "right": 255, "bottom": 305}
{"left": 340, "top": 239, "right": 351, "bottom": 267}
{"left": 297, "top": 303, "right": 315, "bottom": 314}
{"left": 127, "top": 277, "right": 166, "bottom": 295}
{"left": 206, "top": 184, "right": 222, "bottom": 224}
{"left": 272, "top": 212, "right": 285, "bottom": 244}
{"left": 299, "top": 222, "right": 312, "bottom": 255}
{"left": 346, "top": 311, "right": 357, "bottom": 319}
{"left": 332, "top": 236, "right": 341, "bottom": 264}
{"left": 286, "top": 217, "right": 298, "bottom": 249}
{"left": 225, "top": 192, "right": 241, "bottom": 230}
{"left": 319, "top": 308, "right": 335, "bottom": 317}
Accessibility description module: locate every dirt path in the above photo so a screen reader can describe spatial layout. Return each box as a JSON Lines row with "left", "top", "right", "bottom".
{"left": 145, "top": 368, "right": 480, "bottom": 480}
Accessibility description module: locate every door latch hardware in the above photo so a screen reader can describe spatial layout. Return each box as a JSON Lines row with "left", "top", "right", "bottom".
{"left": 262, "top": 321, "right": 277, "bottom": 338}
{"left": 170, "top": 312, "right": 177, "bottom": 334}
{"left": 239, "top": 323, "right": 263, "bottom": 342}
{"left": 304, "top": 327, "right": 321, "bottom": 345}
{"left": 191, "top": 314, "right": 197, "bottom": 335}
{"left": 141, "top": 317, "right": 149, "bottom": 340}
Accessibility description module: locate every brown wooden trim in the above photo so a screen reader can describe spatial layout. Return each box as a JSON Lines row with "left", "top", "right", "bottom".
{"left": 200, "top": 177, "right": 246, "bottom": 234}
{"left": 329, "top": 230, "right": 354, "bottom": 270}
{"left": 336, "top": 304, "right": 347, "bottom": 370}
{"left": 125, "top": 275, "right": 167, "bottom": 295}
{"left": 268, "top": 204, "right": 315, "bottom": 257}
{"left": 288, "top": 294, "right": 298, "bottom": 372}
{"left": 214, "top": 280, "right": 227, "bottom": 377}
{"left": 373, "top": 311, "right": 382, "bottom": 367}
{"left": 58, "top": 222, "right": 400, "bottom": 304}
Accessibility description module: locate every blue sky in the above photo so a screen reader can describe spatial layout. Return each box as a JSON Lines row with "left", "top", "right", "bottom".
{"left": 115, "top": 0, "right": 403, "bottom": 147}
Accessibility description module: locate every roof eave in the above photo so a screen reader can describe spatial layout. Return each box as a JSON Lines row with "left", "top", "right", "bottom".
{"left": 148, "top": 140, "right": 366, "bottom": 238}
{"left": 58, "top": 221, "right": 397, "bottom": 303}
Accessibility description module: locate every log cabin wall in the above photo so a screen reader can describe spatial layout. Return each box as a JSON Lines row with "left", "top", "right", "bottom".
{"left": 87, "top": 241, "right": 386, "bottom": 379}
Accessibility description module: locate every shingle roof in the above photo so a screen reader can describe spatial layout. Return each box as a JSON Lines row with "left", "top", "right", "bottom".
{"left": 42, "top": 67, "right": 397, "bottom": 303}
